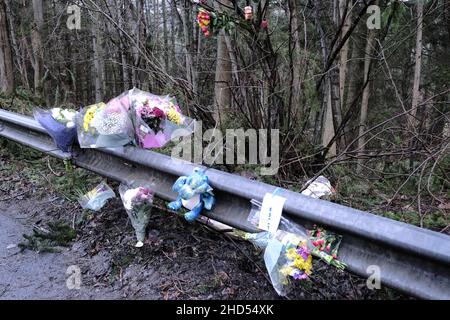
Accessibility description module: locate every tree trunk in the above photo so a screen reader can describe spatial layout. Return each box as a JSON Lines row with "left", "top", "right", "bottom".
{"left": 180, "top": 0, "right": 196, "bottom": 92}
{"left": 323, "top": 78, "right": 337, "bottom": 156}
{"left": 288, "top": 0, "right": 303, "bottom": 130}
{"left": 5, "top": 0, "right": 28, "bottom": 90}
{"left": 162, "top": 0, "right": 169, "bottom": 71}
{"left": 0, "top": 0, "right": 14, "bottom": 95}
{"left": 357, "top": 26, "right": 376, "bottom": 172}
{"left": 338, "top": 0, "right": 351, "bottom": 110}
{"left": 130, "top": 0, "right": 146, "bottom": 88}
{"left": 410, "top": 1, "right": 424, "bottom": 130}
{"left": 212, "top": 0, "right": 233, "bottom": 125}
{"left": 118, "top": 2, "right": 130, "bottom": 91}
{"left": 92, "top": 18, "right": 104, "bottom": 102}
{"left": 315, "top": 3, "right": 337, "bottom": 156}
{"left": 214, "top": 29, "right": 232, "bottom": 124}
{"left": 31, "top": 0, "right": 44, "bottom": 97}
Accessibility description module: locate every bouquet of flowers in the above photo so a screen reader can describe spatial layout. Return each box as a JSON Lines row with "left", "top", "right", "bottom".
{"left": 279, "top": 240, "right": 312, "bottom": 280}
{"left": 263, "top": 230, "right": 313, "bottom": 296}
{"left": 33, "top": 107, "right": 78, "bottom": 152}
{"left": 196, "top": 8, "right": 236, "bottom": 37}
{"left": 76, "top": 98, "right": 134, "bottom": 149}
{"left": 128, "top": 88, "right": 195, "bottom": 149}
{"left": 119, "top": 182, "right": 154, "bottom": 247}
{"left": 308, "top": 225, "right": 346, "bottom": 269}
{"left": 78, "top": 181, "right": 116, "bottom": 211}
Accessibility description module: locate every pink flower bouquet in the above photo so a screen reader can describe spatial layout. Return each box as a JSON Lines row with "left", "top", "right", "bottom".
{"left": 128, "top": 88, "right": 195, "bottom": 149}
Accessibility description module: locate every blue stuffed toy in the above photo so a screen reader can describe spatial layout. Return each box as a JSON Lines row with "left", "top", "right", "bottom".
{"left": 168, "top": 167, "right": 215, "bottom": 222}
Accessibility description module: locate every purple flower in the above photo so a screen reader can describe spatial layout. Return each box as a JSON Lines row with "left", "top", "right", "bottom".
{"left": 136, "top": 187, "right": 153, "bottom": 201}
{"left": 292, "top": 270, "right": 308, "bottom": 280}
{"left": 297, "top": 246, "right": 310, "bottom": 261}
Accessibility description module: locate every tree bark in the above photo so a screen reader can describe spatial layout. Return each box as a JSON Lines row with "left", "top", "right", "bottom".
{"left": 410, "top": 1, "right": 424, "bottom": 130}
{"left": 31, "top": 0, "right": 44, "bottom": 97}
{"left": 315, "top": 2, "right": 340, "bottom": 156}
{"left": 357, "top": 26, "right": 376, "bottom": 172}
{"left": 92, "top": 18, "right": 104, "bottom": 102}
{"left": 5, "top": 0, "right": 28, "bottom": 90}
{"left": 323, "top": 78, "right": 337, "bottom": 156}
{"left": 212, "top": 0, "right": 233, "bottom": 125}
{"left": 180, "top": 0, "right": 196, "bottom": 92}
{"left": 118, "top": 1, "right": 130, "bottom": 91}
{"left": 338, "top": 0, "right": 351, "bottom": 110}
{"left": 162, "top": 0, "right": 169, "bottom": 71}
{"left": 288, "top": 0, "right": 303, "bottom": 129}
{"left": 0, "top": 0, "right": 14, "bottom": 95}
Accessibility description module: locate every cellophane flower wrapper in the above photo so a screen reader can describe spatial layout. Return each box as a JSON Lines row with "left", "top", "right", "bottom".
{"left": 78, "top": 181, "right": 116, "bottom": 211}
{"left": 105, "top": 89, "right": 132, "bottom": 112}
{"left": 128, "top": 88, "right": 195, "bottom": 149}
{"left": 119, "top": 182, "right": 154, "bottom": 247}
{"left": 76, "top": 99, "right": 134, "bottom": 149}
{"left": 33, "top": 107, "right": 77, "bottom": 152}
{"left": 264, "top": 230, "right": 312, "bottom": 296}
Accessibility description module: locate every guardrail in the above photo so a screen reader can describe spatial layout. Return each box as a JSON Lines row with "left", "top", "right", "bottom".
{"left": 1, "top": 108, "right": 449, "bottom": 299}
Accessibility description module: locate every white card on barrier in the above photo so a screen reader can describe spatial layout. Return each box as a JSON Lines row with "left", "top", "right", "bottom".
{"left": 258, "top": 193, "right": 286, "bottom": 234}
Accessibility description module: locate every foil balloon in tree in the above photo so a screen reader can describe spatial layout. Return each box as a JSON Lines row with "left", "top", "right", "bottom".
{"left": 244, "top": 6, "right": 253, "bottom": 20}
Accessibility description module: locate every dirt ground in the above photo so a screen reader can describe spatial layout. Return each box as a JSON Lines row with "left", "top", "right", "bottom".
{"left": 0, "top": 143, "right": 407, "bottom": 300}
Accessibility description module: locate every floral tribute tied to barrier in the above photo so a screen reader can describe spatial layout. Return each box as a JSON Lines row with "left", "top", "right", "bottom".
{"left": 244, "top": 195, "right": 313, "bottom": 296}
{"left": 235, "top": 177, "right": 346, "bottom": 296}
{"left": 33, "top": 107, "right": 78, "bottom": 152}
{"left": 76, "top": 94, "right": 134, "bottom": 149}
{"left": 119, "top": 182, "right": 154, "bottom": 248}
{"left": 167, "top": 167, "right": 215, "bottom": 222}
{"left": 128, "top": 88, "right": 195, "bottom": 149}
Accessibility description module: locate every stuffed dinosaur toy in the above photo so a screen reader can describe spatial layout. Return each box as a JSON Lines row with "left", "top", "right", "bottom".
{"left": 168, "top": 167, "right": 215, "bottom": 222}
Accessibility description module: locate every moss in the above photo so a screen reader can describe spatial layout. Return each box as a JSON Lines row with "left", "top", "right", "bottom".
{"left": 196, "top": 273, "right": 223, "bottom": 294}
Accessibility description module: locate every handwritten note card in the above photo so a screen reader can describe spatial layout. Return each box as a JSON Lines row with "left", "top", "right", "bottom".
{"left": 258, "top": 193, "right": 286, "bottom": 234}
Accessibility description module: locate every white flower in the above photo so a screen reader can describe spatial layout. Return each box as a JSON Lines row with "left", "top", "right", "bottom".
{"left": 91, "top": 111, "right": 127, "bottom": 135}
{"left": 61, "top": 109, "right": 76, "bottom": 121}
{"left": 51, "top": 108, "right": 61, "bottom": 119}
{"left": 123, "top": 187, "right": 140, "bottom": 210}
{"left": 66, "top": 121, "right": 75, "bottom": 128}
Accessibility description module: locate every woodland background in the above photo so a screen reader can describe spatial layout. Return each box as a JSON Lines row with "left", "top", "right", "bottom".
{"left": 0, "top": 0, "right": 448, "bottom": 231}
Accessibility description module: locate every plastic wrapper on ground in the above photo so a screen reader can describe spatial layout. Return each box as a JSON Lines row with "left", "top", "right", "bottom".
{"left": 78, "top": 181, "right": 116, "bottom": 211}
{"left": 301, "top": 175, "right": 335, "bottom": 199}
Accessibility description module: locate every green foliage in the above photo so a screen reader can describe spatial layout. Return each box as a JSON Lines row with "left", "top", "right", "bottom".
{"left": 0, "top": 87, "right": 44, "bottom": 114}
{"left": 304, "top": 79, "right": 320, "bottom": 114}
{"left": 18, "top": 221, "right": 77, "bottom": 253}
{"left": 1, "top": 138, "right": 101, "bottom": 201}
{"left": 382, "top": 0, "right": 408, "bottom": 32}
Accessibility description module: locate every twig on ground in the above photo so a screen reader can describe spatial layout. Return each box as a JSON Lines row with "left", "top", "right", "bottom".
{"left": 0, "top": 189, "right": 30, "bottom": 202}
